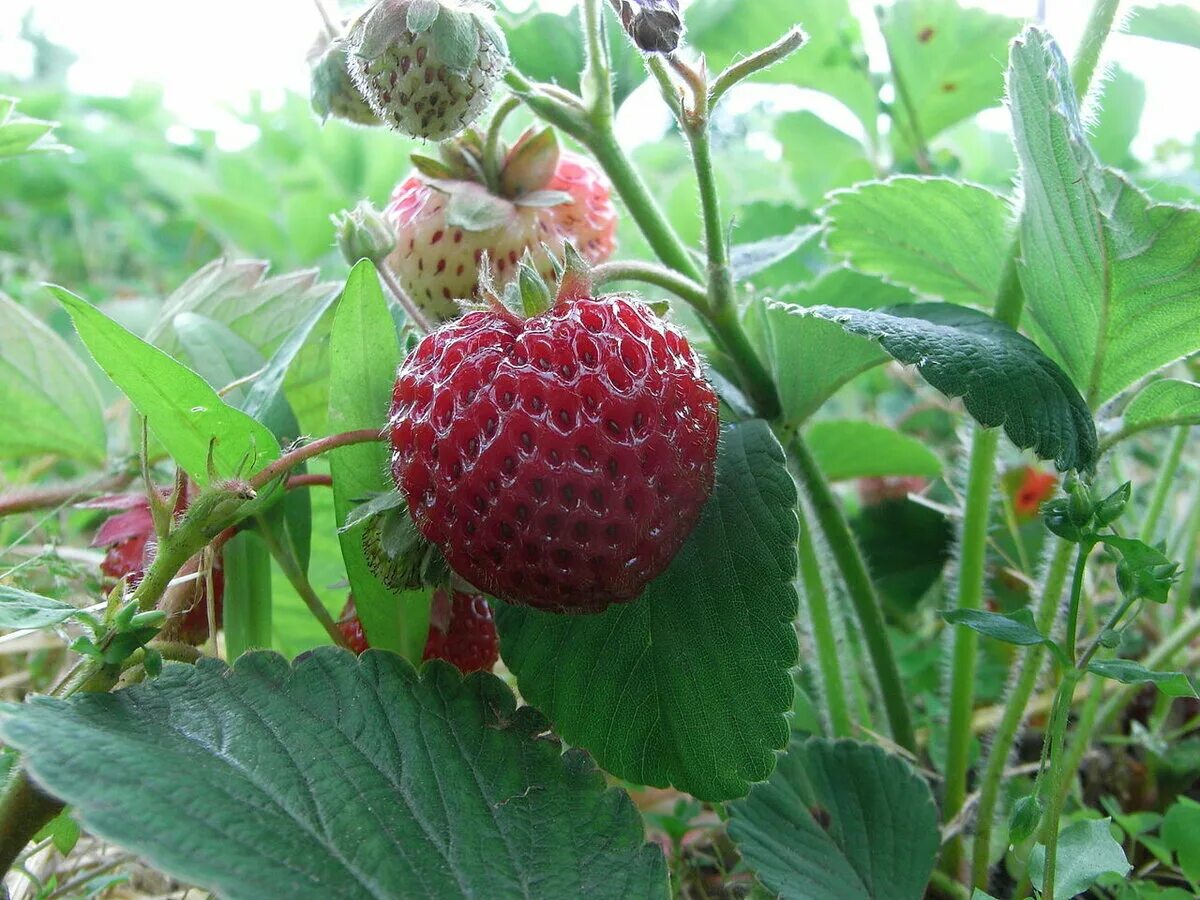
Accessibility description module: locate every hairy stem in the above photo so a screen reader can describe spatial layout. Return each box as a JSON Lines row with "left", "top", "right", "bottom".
{"left": 250, "top": 430, "right": 383, "bottom": 492}
{"left": 1139, "top": 426, "right": 1188, "bottom": 543}
{"left": 709, "top": 27, "right": 808, "bottom": 111}
{"left": 1071, "top": 0, "right": 1123, "bottom": 103}
{"left": 256, "top": 519, "right": 348, "bottom": 649}
{"left": 591, "top": 260, "right": 709, "bottom": 310}
{"left": 482, "top": 96, "right": 522, "bottom": 194}
{"left": 970, "top": 538, "right": 1073, "bottom": 889}
{"left": 377, "top": 261, "right": 433, "bottom": 334}
{"left": 791, "top": 436, "right": 915, "bottom": 751}
{"left": 797, "top": 504, "right": 853, "bottom": 738}
{"left": 0, "top": 472, "right": 134, "bottom": 518}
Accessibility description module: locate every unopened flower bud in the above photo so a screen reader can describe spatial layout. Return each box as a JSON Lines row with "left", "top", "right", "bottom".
{"left": 333, "top": 201, "right": 396, "bottom": 265}
{"left": 618, "top": 0, "right": 683, "bottom": 54}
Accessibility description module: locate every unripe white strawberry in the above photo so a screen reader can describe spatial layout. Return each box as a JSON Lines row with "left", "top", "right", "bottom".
{"left": 347, "top": 0, "right": 508, "bottom": 142}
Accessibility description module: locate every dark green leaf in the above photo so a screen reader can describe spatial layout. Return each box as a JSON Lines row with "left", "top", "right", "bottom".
{"left": 852, "top": 499, "right": 952, "bottom": 616}
{"left": 0, "top": 293, "right": 106, "bottom": 464}
{"left": 1028, "top": 819, "right": 1130, "bottom": 899}
{"left": 743, "top": 269, "right": 916, "bottom": 427}
{"left": 497, "top": 421, "right": 799, "bottom": 801}
{"left": 0, "top": 650, "right": 669, "bottom": 900}
{"left": 728, "top": 737, "right": 940, "bottom": 900}
{"left": 880, "top": 0, "right": 1020, "bottom": 154}
{"left": 1009, "top": 29, "right": 1200, "bottom": 407}
{"left": 824, "top": 177, "right": 1014, "bottom": 308}
{"left": 804, "top": 303, "right": 1098, "bottom": 471}
{"left": 806, "top": 420, "right": 942, "bottom": 482}
{"left": 52, "top": 286, "right": 281, "bottom": 485}
{"left": 328, "top": 262, "right": 429, "bottom": 661}
{"left": 943, "top": 607, "right": 1067, "bottom": 664}
{"left": 1087, "top": 660, "right": 1198, "bottom": 699}
{"left": 0, "top": 586, "right": 81, "bottom": 630}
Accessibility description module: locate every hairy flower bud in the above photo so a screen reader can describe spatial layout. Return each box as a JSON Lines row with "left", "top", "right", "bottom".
{"left": 618, "top": 0, "right": 683, "bottom": 54}
{"left": 333, "top": 201, "right": 396, "bottom": 265}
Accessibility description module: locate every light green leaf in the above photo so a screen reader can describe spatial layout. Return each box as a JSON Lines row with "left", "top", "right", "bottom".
{"left": 803, "top": 303, "right": 1098, "bottom": 471}
{"left": 688, "top": 0, "right": 879, "bottom": 141}
{"left": 328, "top": 262, "right": 429, "bottom": 661}
{"left": 778, "top": 112, "right": 875, "bottom": 207}
{"left": 496, "top": 421, "right": 799, "bottom": 801}
{"left": 1127, "top": 4, "right": 1200, "bottom": 51}
{"left": 943, "top": 607, "right": 1067, "bottom": 665}
{"left": 222, "top": 531, "right": 273, "bottom": 661}
{"left": 728, "top": 738, "right": 940, "bottom": 900}
{"left": 880, "top": 0, "right": 1021, "bottom": 154}
{"left": 1113, "top": 379, "right": 1200, "bottom": 444}
{"left": 0, "top": 293, "right": 106, "bottom": 464}
{"left": 806, "top": 420, "right": 942, "bottom": 481}
{"left": 1010, "top": 28, "right": 1200, "bottom": 407}
{"left": 824, "top": 177, "right": 1014, "bottom": 308}
{"left": 51, "top": 286, "right": 280, "bottom": 485}
{"left": 1092, "top": 67, "right": 1145, "bottom": 168}
{"left": 0, "top": 97, "right": 64, "bottom": 159}
{"left": 0, "top": 650, "right": 669, "bottom": 900}
{"left": 1028, "top": 819, "right": 1130, "bottom": 899}
{"left": 1161, "top": 797, "right": 1200, "bottom": 883}
{"left": 744, "top": 269, "right": 916, "bottom": 427}
{"left": 0, "top": 586, "right": 81, "bottom": 630}
{"left": 732, "top": 225, "right": 821, "bottom": 282}
{"left": 1087, "top": 660, "right": 1198, "bottom": 699}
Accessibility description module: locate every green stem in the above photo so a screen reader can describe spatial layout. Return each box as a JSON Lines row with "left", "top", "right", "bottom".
{"left": 708, "top": 27, "right": 807, "bottom": 111}
{"left": 1038, "top": 669, "right": 1081, "bottom": 900}
{"left": 877, "top": 7, "right": 931, "bottom": 173}
{"left": 591, "top": 260, "right": 709, "bottom": 310}
{"left": 1071, "top": 0, "right": 1123, "bottom": 103}
{"left": 797, "top": 503, "right": 853, "bottom": 738}
{"left": 791, "top": 436, "right": 915, "bottom": 751}
{"left": 1063, "top": 540, "right": 1095, "bottom": 665}
{"left": 1139, "top": 426, "right": 1188, "bottom": 543}
{"left": 256, "top": 520, "right": 348, "bottom": 649}
{"left": 0, "top": 777, "right": 62, "bottom": 877}
{"left": 969, "top": 539, "right": 1074, "bottom": 889}
{"left": 580, "top": 0, "right": 614, "bottom": 125}
{"left": 482, "top": 96, "right": 522, "bottom": 195}
{"left": 1174, "top": 477, "right": 1200, "bottom": 627}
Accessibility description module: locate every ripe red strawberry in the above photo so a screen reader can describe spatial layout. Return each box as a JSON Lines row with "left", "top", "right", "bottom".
{"left": 347, "top": 0, "right": 507, "bottom": 141}
{"left": 387, "top": 262, "right": 720, "bottom": 613}
{"left": 337, "top": 591, "right": 499, "bottom": 673}
{"left": 385, "top": 132, "right": 618, "bottom": 321}
{"left": 88, "top": 489, "right": 224, "bottom": 645}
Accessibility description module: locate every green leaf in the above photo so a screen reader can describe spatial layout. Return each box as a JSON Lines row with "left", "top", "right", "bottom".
{"left": 1009, "top": 28, "right": 1200, "bottom": 407}
{"left": 328, "top": 262, "right": 429, "bottom": 661}
{"left": 1092, "top": 67, "right": 1145, "bottom": 168}
{"left": 728, "top": 737, "right": 940, "bottom": 900}
{"left": 778, "top": 112, "right": 875, "bottom": 207}
{"left": 1087, "top": 660, "right": 1198, "bottom": 699}
{"left": 52, "top": 286, "right": 281, "bottom": 485}
{"left": 502, "top": 8, "right": 646, "bottom": 108}
{"left": 496, "top": 421, "right": 799, "bottom": 801}
{"left": 1099, "top": 536, "right": 1179, "bottom": 604}
{"left": 1028, "top": 819, "right": 1130, "bottom": 899}
{"left": 0, "top": 650, "right": 669, "bottom": 900}
{"left": 806, "top": 420, "right": 942, "bottom": 481}
{"left": 824, "top": 177, "right": 1014, "bottom": 308}
{"left": 880, "top": 0, "right": 1021, "bottom": 154}
{"left": 1161, "top": 797, "right": 1200, "bottom": 883}
{"left": 222, "top": 531, "right": 273, "bottom": 661}
{"left": 731, "top": 225, "right": 821, "bottom": 282}
{"left": 852, "top": 497, "right": 952, "bottom": 616}
{"left": 0, "top": 586, "right": 81, "bottom": 630}
{"left": 743, "top": 269, "right": 916, "bottom": 427}
{"left": 1127, "top": 4, "right": 1200, "bottom": 51}
{"left": 0, "top": 293, "right": 107, "bottom": 464}
{"left": 943, "top": 607, "right": 1067, "bottom": 665}
{"left": 803, "top": 303, "right": 1098, "bottom": 471}
{"left": 1115, "top": 379, "right": 1200, "bottom": 443}
{"left": 688, "top": 0, "right": 879, "bottom": 141}
{"left": 0, "top": 98, "right": 63, "bottom": 159}
{"left": 33, "top": 809, "right": 80, "bottom": 857}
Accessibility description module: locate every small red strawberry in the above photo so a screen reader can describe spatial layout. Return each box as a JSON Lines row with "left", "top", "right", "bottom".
{"left": 387, "top": 257, "right": 719, "bottom": 613}
{"left": 337, "top": 590, "right": 498, "bottom": 673}
{"left": 337, "top": 595, "right": 371, "bottom": 655}
{"left": 385, "top": 127, "right": 618, "bottom": 321}
{"left": 87, "top": 488, "right": 224, "bottom": 645}
{"left": 346, "top": 0, "right": 507, "bottom": 141}
{"left": 1012, "top": 466, "right": 1058, "bottom": 518}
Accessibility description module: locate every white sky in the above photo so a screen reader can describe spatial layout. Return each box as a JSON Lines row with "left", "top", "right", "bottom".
{"left": 1, "top": 0, "right": 1198, "bottom": 159}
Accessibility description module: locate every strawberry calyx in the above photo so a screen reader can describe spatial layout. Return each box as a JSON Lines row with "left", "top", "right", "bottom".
{"left": 345, "top": 490, "right": 451, "bottom": 592}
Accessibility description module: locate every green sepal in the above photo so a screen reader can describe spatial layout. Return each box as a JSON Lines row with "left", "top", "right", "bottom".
{"left": 518, "top": 253, "right": 552, "bottom": 317}
{"left": 1093, "top": 482, "right": 1131, "bottom": 527}
{"left": 1042, "top": 498, "right": 1086, "bottom": 543}
{"left": 142, "top": 647, "right": 163, "bottom": 679}
{"left": 1101, "top": 536, "right": 1180, "bottom": 604}
{"left": 410, "top": 153, "right": 456, "bottom": 180}
{"left": 1066, "top": 475, "right": 1095, "bottom": 527}
{"left": 432, "top": 7, "right": 482, "bottom": 74}
{"left": 501, "top": 127, "right": 560, "bottom": 198}
{"left": 347, "top": 493, "right": 451, "bottom": 593}
{"left": 405, "top": 0, "right": 442, "bottom": 34}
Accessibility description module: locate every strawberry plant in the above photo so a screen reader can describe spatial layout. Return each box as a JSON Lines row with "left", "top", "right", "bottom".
{"left": 1, "top": 0, "right": 1199, "bottom": 898}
